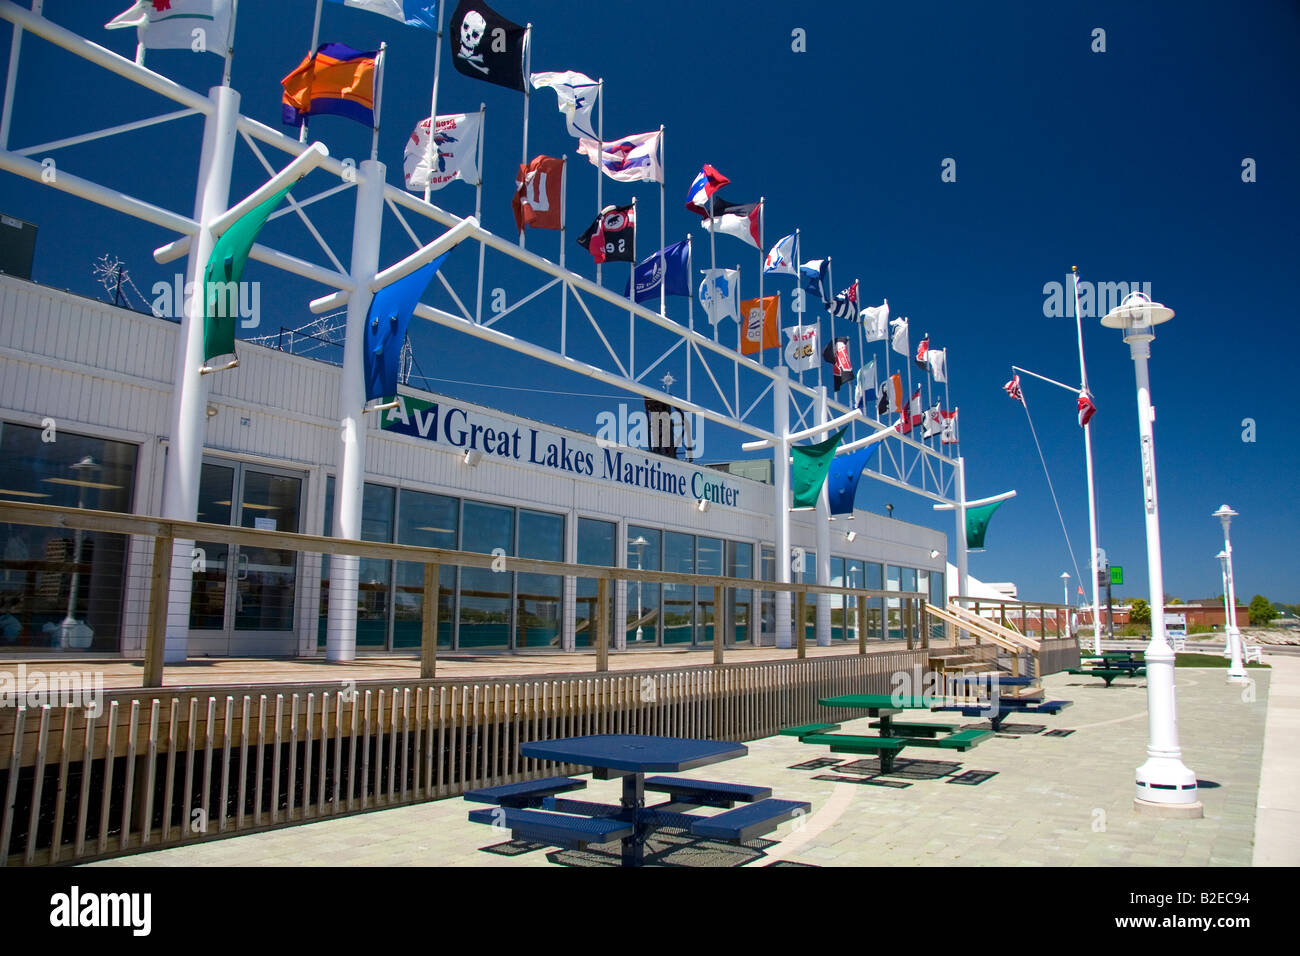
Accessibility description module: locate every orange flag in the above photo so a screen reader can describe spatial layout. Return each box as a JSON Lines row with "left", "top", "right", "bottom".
{"left": 739, "top": 294, "right": 780, "bottom": 355}
{"left": 512, "top": 156, "right": 564, "bottom": 232}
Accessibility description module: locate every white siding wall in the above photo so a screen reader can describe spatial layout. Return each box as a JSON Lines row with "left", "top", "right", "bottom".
{"left": 0, "top": 275, "right": 947, "bottom": 656}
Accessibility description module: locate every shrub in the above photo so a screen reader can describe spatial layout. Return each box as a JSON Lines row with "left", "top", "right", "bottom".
{"left": 1249, "top": 595, "right": 1275, "bottom": 626}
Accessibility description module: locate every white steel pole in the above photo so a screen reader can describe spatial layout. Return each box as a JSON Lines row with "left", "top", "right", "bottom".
{"left": 474, "top": 102, "right": 485, "bottom": 324}
{"left": 326, "top": 159, "right": 386, "bottom": 663}
{"left": 814, "top": 385, "right": 832, "bottom": 646}
{"left": 955, "top": 455, "right": 969, "bottom": 604}
{"left": 1218, "top": 507, "right": 1247, "bottom": 681}
{"left": 519, "top": 24, "right": 531, "bottom": 251}
{"left": 299, "top": 0, "right": 323, "bottom": 143}
{"left": 0, "top": 0, "right": 40, "bottom": 151}
{"left": 774, "top": 367, "right": 793, "bottom": 647}
{"left": 1073, "top": 269, "right": 1104, "bottom": 655}
{"left": 422, "top": 0, "right": 445, "bottom": 202}
{"left": 595, "top": 77, "right": 603, "bottom": 287}
{"left": 756, "top": 197, "right": 765, "bottom": 368}
{"left": 221, "top": 0, "right": 238, "bottom": 88}
{"left": 161, "top": 85, "right": 239, "bottom": 664}
{"left": 559, "top": 154, "right": 567, "bottom": 356}
{"left": 1125, "top": 330, "right": 1200, "bottom": 812}
{"left": 658, "top": 125, "right": 666, "bottom": 317}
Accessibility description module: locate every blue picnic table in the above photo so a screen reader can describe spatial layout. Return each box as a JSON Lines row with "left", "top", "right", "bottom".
{"left": 464, "top": 734, "right": 810, "bottom": 867}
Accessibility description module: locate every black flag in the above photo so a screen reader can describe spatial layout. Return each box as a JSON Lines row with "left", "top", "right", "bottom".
{"left": 822, "top": 336, "right": 852, "bottom": 391}
{"left": 449, "top": 0, "right": 528, "bottom": 92}
{"left": 577, "top": 203, "right": 636, "bottom": 264}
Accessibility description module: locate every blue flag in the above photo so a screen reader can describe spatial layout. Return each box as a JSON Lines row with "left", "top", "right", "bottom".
{"left": 364, "top": 254, "right": 447, "bottom": 402}
{"left": 827, "top": 443, "right": 878, "bottom": 516}
{"left": 625, "top": 239, "right": 691, "bottom": 304}
{"left": 325, "top": 1, "right": 439, "bottom": 30}
{"left": 800, "top": 258, "right": 830, "bottom": 305}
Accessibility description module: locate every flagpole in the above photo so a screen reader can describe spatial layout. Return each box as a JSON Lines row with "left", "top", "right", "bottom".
{"left": 300, "top": 0, "right": 323, "bottom": 143}
{"left": 220, "top": 0, "right": 238, "bottom": 87}
{"left": 629, "top": 195, "right": 637, "bottom": 378}
{"left": 882, "top": 300, "right": 892, "bottom": 406}
{"left": 794, "top": 228, "right": 803, "bottom": 388}
{"left": 595, "top": 77, "right": 604, "bottom": 287}
{"left": 1073, "top": 265, "right": 1104, "bottom": 654}
{"left": 519, "top": 25, "right": 532, "bottom": 252}
{"left": 855, "top": 278, "right": 865, "bottom": 434}
{"left": 368, "top": 43, "right": 386, "bottom": 162}
{"left": 904, "top": 318, "right": 913, "bottom": 436}
{"left": 734, "top": 259, "right": 741, "bottom": 412}
{"left": 686, "top": 234, "right": 693, "bottom": 405}
{"left": 658, "top": 124, "right": 666, "bottom": 317}
{"left": 708, "top": 210, "right": 719, "bottom": 343}
{"left": 560, "top": 154, "right": 568, "bottom": 357}
{"left": 757, "top": 197, "right": 765, "bottom": 368}
{"left": 824, "top": 256, "right": 834, "bottom": 396}
{"left": 474, "top": 102, "right": 486, "bottom": 324}
{"left": 422, "top": 0, "right": 446, "bottom": 202}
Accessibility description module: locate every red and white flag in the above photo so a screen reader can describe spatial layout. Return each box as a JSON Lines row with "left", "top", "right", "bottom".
{"left": 915, "top": 334, "right": 930, "bottom": 371}
{"left": 1003, "top": 374, "right": 1024, "bottom": 403}
{"left": 513, "top": 155, "right": 564, "bottom": 232}
{"left": 940, "top": 408, "right": 959, "bottom": 444}
{"left": 1077, "top": 389, "right": 1097, "bottom": 427}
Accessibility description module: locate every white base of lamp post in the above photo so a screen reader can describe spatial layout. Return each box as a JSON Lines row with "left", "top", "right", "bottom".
{"left": 1224, "top": 626, "right": 1249, "bottom": 682}
{"left": 1133, "top": 796, "right": 1204, "bottom": 818}
{"left": 1134, "top": 753, "right": 1201, "bottom": 814}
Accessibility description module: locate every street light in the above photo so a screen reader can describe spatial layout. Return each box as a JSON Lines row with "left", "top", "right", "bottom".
{"left": 1100, "top": 291, "right": 1201, "bottom": 816}
{"left": 630, "top": 536, "right": 648, "bottom": 643}
{"left": 56, "top": 456, "right": 100, "bottom": 649}
{"left": 1213, "top": 505, "right": 1246, "bottom": 682}
{"left": 1060, "top": 571, "right": 1071, "bottom": 607}
{"left": 1216, "top": 549, "right": 1231, "bottom": 649}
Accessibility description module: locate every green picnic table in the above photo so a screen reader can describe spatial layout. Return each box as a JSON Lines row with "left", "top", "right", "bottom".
{"left": 780, "top": 694, "right": 991, "bottom": 774}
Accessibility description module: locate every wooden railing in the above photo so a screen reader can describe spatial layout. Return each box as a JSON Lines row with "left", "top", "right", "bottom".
{"left": 0, "top": 648, "right": 925, "bottom": 867}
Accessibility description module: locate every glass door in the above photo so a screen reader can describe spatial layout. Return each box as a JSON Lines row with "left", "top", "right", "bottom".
{"left": 190, "top": 460, "right": 302, "bottom": 654}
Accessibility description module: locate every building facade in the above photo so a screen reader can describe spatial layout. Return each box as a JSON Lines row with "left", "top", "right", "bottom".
{"left": 0, "top": 275, "right": 947, "bottom": 657}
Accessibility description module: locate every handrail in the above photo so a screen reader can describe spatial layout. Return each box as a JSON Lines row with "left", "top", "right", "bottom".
{"left": 925, "top": 603, "right": 1035, "bottom": 655}
{"left": 941, "top": 602, "right": 1042, "bottom": 653}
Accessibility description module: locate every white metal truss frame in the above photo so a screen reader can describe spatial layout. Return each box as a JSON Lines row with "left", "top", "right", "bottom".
{"left": 0, "top": 0, "right": 960, "bottom": 506}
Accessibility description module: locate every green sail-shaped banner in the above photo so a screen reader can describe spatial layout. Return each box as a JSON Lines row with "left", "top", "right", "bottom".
{"left": 203, "top": 181, "right": 298, "bottom": 362}
{"left": 790, "top": 427, "right": 846, "bottom": 510}
{"left": 965, "top": 499, "right": 1005, "bottom": 549}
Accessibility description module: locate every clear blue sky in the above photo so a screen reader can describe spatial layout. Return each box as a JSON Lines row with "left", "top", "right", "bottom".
{"left": 1, "top": 1, "right": 1296, "bottom": 605}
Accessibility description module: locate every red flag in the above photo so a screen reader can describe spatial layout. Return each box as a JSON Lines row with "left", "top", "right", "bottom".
{"left": 1003, "top": 374, "right": 1024, "bottom": 403}
{"left": 685, "top": 164, "right": 730, "bottom": 217}
{"left": 513, "top": 155, "right": 564, "bottom": 232}
{"left": 915, "top": 334, "right": 930, "bottom": 370}
{"left": 1077, "top": 389, "right": 1097, "bottom": 427}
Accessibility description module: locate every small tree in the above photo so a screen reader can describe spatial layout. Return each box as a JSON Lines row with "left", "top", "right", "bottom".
{"left": 1129, "top": 598, "right": 1151, "bottom": 627}
{"left": 1167, "top": 596, "right": 1184, "bottom": 605}
{"left": 1249, "top": 594, "right": 1275, "bottom": 627}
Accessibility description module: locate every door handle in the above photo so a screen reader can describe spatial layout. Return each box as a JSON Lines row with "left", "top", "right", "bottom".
{"left": 237, "top": 552, "right": 250, "bottom": 581}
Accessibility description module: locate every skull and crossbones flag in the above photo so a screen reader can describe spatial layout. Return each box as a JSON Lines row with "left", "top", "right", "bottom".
{"left": 449, "top": 0, "right": 527, "bottom": 92}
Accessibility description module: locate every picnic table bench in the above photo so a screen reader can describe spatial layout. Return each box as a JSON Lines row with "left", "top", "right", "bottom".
{"left": 932, "top": 698, "right": 1072, "bottom": 731}
{"left": 1067, "top": 666, "right": 1146, "bottom": 687}
{"left": 463, "top": 735, "right": 810, "bottom": 866}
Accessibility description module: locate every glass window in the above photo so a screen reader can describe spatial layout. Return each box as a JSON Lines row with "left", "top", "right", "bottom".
{"left": 626, "top": 526, "right": 660, "bottom": 645}
{"left": 801, "top": 550, "right": 817, "bottom": 643}
{"left": 663, "top": 531, "right": 694, "bottom": 645}
{"left": 726, "top": 540, "right": 752, "bottom": 644}
{"left": 576, "top": 518, "right": 616, "bottom": 648}
{"left": 759, "top": 544, "right": 775, "bottom": 644}
{"left": 458, "top": 501, "right": 514, "bottom": 649}
{"left": 886, "top": 564, "right": 902, "bottom": 641}
{"left": 393, "top": 489, "right": 458, "bottom": 649}
{"left": 0, "top": 423, "right": 137, "bottom": 651}
{"left": 695, "top": 536, "right": 723, "bottom": 645}
{"left": 863, "top": 561, "right": 884, "bottom": 641}
{"left": 319, "top": 479, "right": 394, "bottom": 648}
{"left": 831, "top": 556, "right": 846, "bottom": 641}
{"left": 234, "top": 470, "right": 304, "bottom": 633}
{"left": 516, "top": 510, "right": 564, "bottom": 649}
{"left": 190, "top": 463, "right": 234, "bottom": 631}
{"left": 929, "top": 568, "right": 946, "bottom": 607}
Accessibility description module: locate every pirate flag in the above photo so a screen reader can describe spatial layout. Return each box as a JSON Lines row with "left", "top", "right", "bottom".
{"left": 822, "top": 336, "right": 852, "bottom": 392}
{"left": 449, "top": 0, "right": 527, "bottom": 92}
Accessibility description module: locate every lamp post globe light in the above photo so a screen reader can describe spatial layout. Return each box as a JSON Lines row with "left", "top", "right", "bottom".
{"left": 1100, "top": 291, "right": 1202, "bottom": 816}
{"left": 1213, "top": 505, "right": 1247, "bottom": 682}
{"left": 630, "top": 536, "right": 648, "bottom": 643}
{"left": 1060, "top": 571, "right": 1070, "bottom": 608}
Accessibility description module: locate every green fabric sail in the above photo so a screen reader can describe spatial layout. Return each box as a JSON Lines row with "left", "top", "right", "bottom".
{"left": 966, "top": 500, "right": 1005, "bottom": 549}
{"left": 790, "top": 427, "right": 846, "bottom": 510}
{"left": 203, "top": 181, "right": 298, "bottom": 362}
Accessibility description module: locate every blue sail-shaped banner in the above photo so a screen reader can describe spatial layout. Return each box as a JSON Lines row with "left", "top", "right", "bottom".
{"left": 827, "top": 444, "right": 878, "bottom": 516}
{"left": 363, "top": 254, "right": 447, "bottom": 402}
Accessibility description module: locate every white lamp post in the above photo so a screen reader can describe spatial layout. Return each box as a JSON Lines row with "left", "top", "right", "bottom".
{"left": 56, "top": 455, "right": 100, "bottom": 649}
{"left": 1216, "top": 550, "right": 1231, "bottom": 651}
{"left": 1100, "top": 291, "right": 1201, "bottom": 816}
{"left": 1060, "top": 571, "right": 1071, "bottom": 608}
{"left": 1213, "top": 505, "right": 1247, "bottom": 682}
{"left": 630, "top": 536, "right": 648, "bottom": 643}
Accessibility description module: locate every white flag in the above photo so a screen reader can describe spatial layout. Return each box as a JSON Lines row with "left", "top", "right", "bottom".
{"left": 763, "top": 233, "right": 799, "bottom": 277}
{"left": 698, "top": 269, "right": 740, "bottom": 326}
{"left": 531, "top": 71, "right": 600, "bottom": 140}
{"left": 922, "top": 403, "right": 944, "bottom": 439}
{"left": 890, "top": 316, "right": 909, "bottom": 357}
{"left": 941, "top": 408, "right": 959, "bottom": 444}
{"left": 107, "top": 0, "right": 232, "bottom": 55}
{"left": 404, "top": 112, "right": 483, "bottom": 192}
{"left": 783, "top": 325, "right": 819, "bottom": 372}
{"left": 854, "top": 356, "right": 878, "bottom": 412}
{"left": 927, "top": 347, "right": 947, "bottom": 383}
{"left": 861, "top": 300, "right": 889, "bottom": 342}
{"left": 577, "top": 131, "right": 663, "bottom": 184}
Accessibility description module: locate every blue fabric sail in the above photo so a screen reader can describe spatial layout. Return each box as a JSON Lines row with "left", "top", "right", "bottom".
{"left": 827, "top": 443, "right": 878, "bottom": 516}
{"left": 363, "top": 254, "right": 446, "bottom": 402}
